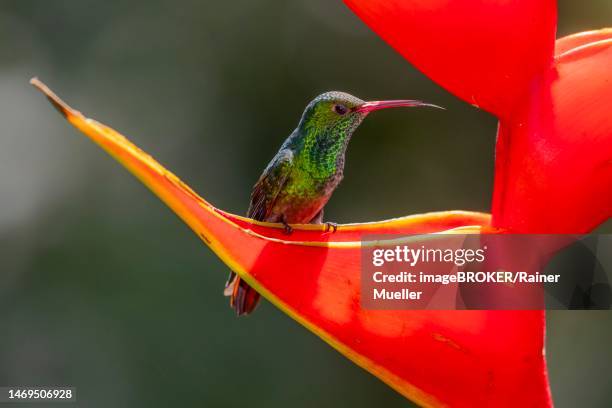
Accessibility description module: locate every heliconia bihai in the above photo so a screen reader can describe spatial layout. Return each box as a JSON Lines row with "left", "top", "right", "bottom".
{"left": 32, "top": 0, "right": 611, "bottom": 406}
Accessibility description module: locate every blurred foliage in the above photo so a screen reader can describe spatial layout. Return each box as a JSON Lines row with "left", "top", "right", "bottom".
{"left": 0, "top": 1, "right": 610, "bottom": 407}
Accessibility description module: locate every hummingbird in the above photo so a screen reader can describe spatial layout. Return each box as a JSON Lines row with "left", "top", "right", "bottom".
{"left": 224, "top": 91, "right": 442, "bottom": 315}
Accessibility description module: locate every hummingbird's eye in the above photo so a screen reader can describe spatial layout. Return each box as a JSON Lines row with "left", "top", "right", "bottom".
{"left": 333, "top": 104, "right": 349, "bottom": 115}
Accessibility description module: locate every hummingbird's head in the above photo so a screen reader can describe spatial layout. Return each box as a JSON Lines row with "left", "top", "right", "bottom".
{"left": 299, "top": 91, "right": 442, "bottom": 139}
{"left": 294, "top": 91, "right": 442, "bottom": 177}
{"left": 301, "top": 91, "right": 366, "bottom": 133}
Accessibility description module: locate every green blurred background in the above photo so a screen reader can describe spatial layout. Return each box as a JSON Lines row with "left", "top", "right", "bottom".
{"left": 0, "top": 1, "right": 610, "bottom": 407}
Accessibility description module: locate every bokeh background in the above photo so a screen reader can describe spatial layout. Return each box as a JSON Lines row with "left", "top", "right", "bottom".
{"left": 0, "top": 1, "right": 610, "bottom": 407}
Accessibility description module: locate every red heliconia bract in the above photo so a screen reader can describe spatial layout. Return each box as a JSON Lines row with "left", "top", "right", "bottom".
{"left": 343, "top": 0, "right": 611, "bottom": 406}
{"left": 32, "top": 1, "right": 610, "bottom": 406}
{"left": 343, "top": 0, "right": 611, "bottom": 233}
{"left": 493, "top": 37, "right": 612, "bottom": 232}
{"left": 344, "top": 0, "right": 557, "bottom": 119}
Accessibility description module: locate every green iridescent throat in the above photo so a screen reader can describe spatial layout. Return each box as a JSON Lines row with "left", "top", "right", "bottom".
{"left": 294, "top": 102, "right": 362, "bottom": 181}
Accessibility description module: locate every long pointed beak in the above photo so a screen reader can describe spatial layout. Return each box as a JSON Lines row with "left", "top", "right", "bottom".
{"left": 354, "top": 99, "right": 444, "bottom": 113}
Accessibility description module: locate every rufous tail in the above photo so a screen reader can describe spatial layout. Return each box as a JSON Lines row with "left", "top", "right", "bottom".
{"left": 224, "top": 273, "right": 261, "bottom": 316}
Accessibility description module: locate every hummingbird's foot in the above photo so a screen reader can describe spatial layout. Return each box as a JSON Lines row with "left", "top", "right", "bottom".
{"left": 324, "top": 222, "right": 338, "bottom": 233}
{"left": 282, "top": 221, "right": 293, "bottom": 235}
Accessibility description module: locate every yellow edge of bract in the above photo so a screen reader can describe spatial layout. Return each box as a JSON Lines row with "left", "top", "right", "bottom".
{"left": 227, "top": 210, "right": 490, "bottom": 231}
{"left": 556, "top": 37, "right": 612, "bottom": 61}
{"left": 32, "top": 78, "right": 488, "bottom": 407}
{"left": 558, "top": 28, "right": 612, "bottom": 41}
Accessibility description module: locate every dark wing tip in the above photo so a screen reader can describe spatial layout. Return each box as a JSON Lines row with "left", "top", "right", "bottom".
{"left": 30, "top": 77, "right": 71, "bottom": 118}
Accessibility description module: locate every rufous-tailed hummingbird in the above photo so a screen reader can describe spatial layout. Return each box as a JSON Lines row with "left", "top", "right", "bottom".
{"left": 224, "top": 91, "right": 442, "bottom": 315}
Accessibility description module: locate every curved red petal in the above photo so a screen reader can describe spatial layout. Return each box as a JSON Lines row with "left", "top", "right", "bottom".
{"left": 343, "top": 0, "right": 557, "bottom": 118}
{"left": 32, "top": 80, "right": 550, "bottom": 407}
{"left": 492, "top": 39, "right": 612, "bottom": 232}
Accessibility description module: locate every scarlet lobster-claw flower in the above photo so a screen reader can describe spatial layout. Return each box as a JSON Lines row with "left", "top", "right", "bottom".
{"left": 343, "top": 1, "right": 611, "bottom": 233}
{"left": 32, "top": 1, "right": 610, "bottom": 406}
